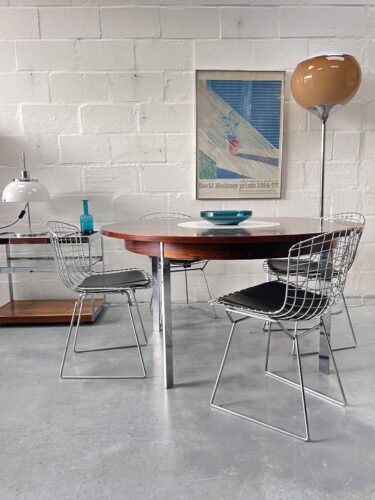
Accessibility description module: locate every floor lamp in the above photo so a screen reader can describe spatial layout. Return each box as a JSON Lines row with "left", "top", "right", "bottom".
{"left": 2, "top": 153, "right": 50, "bottom": 236}
{"left": 291, "top": 53, "right": 361, "bottom": 217}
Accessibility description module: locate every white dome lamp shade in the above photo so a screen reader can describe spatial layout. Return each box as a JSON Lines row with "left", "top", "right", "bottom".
{"left": 2, "top": 176, "right": 50, "bottom": 203}
{"left": 2, "top": 153, "right": 50, "bottom": 236}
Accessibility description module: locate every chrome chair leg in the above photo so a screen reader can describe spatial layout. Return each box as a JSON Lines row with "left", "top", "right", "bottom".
{"left": 264, "top": 323, "right": 272, "bottom": 371}
{"left": 127, "top": 300, "right": 147, "bottom": 378}
{"left": 73, "top": 292, "right": 148, "bottom": 354}
{"left": 61, "top": 293, "right": 147, "bottom": 379}
{"left": 152, "top": 261, "right": 218, "bottom": 320}
{"left": 202, "top": 267, "right": 218, "bottom": 318}
{"left": 132, "top": 290, "right": 148, "bottom": 346}
{"left": 266, "top": 322, "right": 346, "bottom": 407}
{"left": 291, "top": 339, "right": 296, "bottom": 356}
{"left": 188, "top": 265, "right": 218, "bottom": 318}
{"left": 211, "top": 317, "right": 345, "bottom": 441}
{"left": 60, "top": 294, "right": 84, "bottom": 378}
{"left": 295, "top": 297, "right": 357, "bottom": 357}
{"left": 262, "top": 271, "right": 271, "bottom": 331}
{"left": 321, "top": 320, "right": 347, "bottom": 405}
{"left": 211, "top": 317, "right": 311, "bottom": 441}
{"left": 264, "top": 282, "right": 358, "bottom": 352}
{"left": 294, "top": 334, "right": 311, "bottom": 441}
{"left": 210, "top": 321, "right": 237, "bottom": 406}
{"left": 184, "top": 268, "right": 189, "bottom": 304}
{"left": 342, "top": 295, "right": 358, "bottom": 347}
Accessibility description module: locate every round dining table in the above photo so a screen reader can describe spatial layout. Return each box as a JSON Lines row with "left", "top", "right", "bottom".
{"left": 101, "top": 217, "right": 342, "bottom": 389}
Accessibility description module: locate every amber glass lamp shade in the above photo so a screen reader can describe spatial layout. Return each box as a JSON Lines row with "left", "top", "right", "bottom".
{"left": 291, "top": 54, "right": 361, "bottom": 111}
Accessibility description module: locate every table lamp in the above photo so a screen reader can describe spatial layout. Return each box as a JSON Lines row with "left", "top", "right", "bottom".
{"left": 2, "top": 153, "right": 50, "bottom": 236}
{"left": 291, "top": 53, "right": 361, "bottom": 217}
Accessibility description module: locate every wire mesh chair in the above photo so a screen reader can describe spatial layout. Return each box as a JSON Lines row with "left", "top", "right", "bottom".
{"left": 210, "top": 226, "right": 361, "bottom": 441}
{"left": 47, "top": 221, "right": 154, "bottom": 380}
{"left": 263, "top": 213, "right": 365, "bottom": 350}
{"left": 140, "top": 212, "right": 217, "bottom": 318}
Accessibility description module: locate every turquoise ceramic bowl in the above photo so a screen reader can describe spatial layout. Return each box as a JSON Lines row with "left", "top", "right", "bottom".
{"left": 200, "top": 210, "right": 252, "bottom": 226}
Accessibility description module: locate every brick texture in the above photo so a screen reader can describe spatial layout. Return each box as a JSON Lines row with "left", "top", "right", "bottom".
{"left": 0, "top": 0, "right": 372, "bottom": 301}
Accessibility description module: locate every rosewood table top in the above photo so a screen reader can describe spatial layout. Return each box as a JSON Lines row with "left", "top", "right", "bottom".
{"left": 101, "top": 217, "right": 342, "bottom": 261}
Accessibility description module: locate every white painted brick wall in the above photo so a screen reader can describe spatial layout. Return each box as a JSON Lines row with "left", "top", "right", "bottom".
{"left": 50, "top": 73, "right": 109, "bottom": 103}
{"left": 280, "top": 7, "right": 337, "bottom": 37}
{"left": 82, "top": 165, "right": 139, "bottom": 194}
{"left": 39, "top": 7, "right": 100, "bottom": 38}
{"left": 101, "top": 7, "right": 160, "bottom": 38}
{"left": 363, "top": 131, "right": 375, "bottom": 159}
{"left": 166, "top": 134, "right": 195, "bottom": 163}
{"left": 0, "top": 8, "right": 39, "bottom": 39}
{"left": 0, "top": 134, "right": 58, "bottom": 167}
{"left": 135, "top": 40, "right": 194, "bottom": 70}
{"left": 22, "top": 104, "right": 78, "bottom": 134}
{"left": 165, "top": 72, "right": 194, "bottom": 102}
{"left": 0, "top": 43, "right": 16, "bottom": 71}
{"left": 110, "top": 72, "right": 164, "bottom": 102}
{"left": 77, "top": 41, "right": 134, "bottom": 71}
{"left": 332, "top": 133, "right": 361, "bottom": 162}
{"left": 0, "top": 0, "right": 374, "bottom": 303}
{"left": 140, "top": 103, "right": 194, "bottom": 133}
{"left": 161, "top": 8, "right": 220, "bottom": 39}
{"left": 251, "top": 39, "right": 308, "bottom": 70}
{"left": 195, "top": 39, "right": 252, "bottom": 69}
{"left": 60, "top": 135, "right": 110, "bottom": 163}
{"left": 80, "top": 105, "right": 138, "bottom": 133}
{"left": 0, "top": 73, "right": 49, "bottom": 103}
{"left": 0, "top": 105, "right": 22, "bottom": 134}
{"left": 221, "top": 8, "right": 279, "bottom": 39}
{"left": 16, "top": 41, "right": 76, "bottom": 71}
{"left": 140, "top": 164, "right": 192, "bottom": 193}
{"left": 110, "top": 134, "right": 166, "bottom": 162}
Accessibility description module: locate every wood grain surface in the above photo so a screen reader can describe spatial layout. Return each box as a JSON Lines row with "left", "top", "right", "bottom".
{"left": 101, "top": 217, "right": 346, "bottom": 260}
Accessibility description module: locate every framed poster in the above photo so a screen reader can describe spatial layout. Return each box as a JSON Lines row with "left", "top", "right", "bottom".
{"left": 196, "top": 70, "right": 284, "bottom": 199}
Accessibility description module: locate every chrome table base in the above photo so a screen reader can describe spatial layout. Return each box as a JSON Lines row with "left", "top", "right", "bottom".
{"left": 153, "top": 248, "right": 217, "bottom": 389}
{"left": 159, "top": 244, "right": 173, "bottom": 389}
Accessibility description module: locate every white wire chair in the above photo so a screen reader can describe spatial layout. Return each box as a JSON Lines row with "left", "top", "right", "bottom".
{"left": 48, "top": 221, "right": 154, "bottom": 380}
{"left": 263, "top": 213, "right": 365, "bottom": 350}
{"left": 210, "top": 225, "right": 361, "bottom": 441}
{"left": 140, "top": 212, "right": 217, "bottom": 318}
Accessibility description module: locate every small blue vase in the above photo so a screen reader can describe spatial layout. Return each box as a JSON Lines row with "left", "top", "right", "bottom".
{"left": 80, "top": 199, "right": 94, "bottom": 234}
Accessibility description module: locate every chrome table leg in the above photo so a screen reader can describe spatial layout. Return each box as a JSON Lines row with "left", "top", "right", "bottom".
{"left": 151, "top": 256, "right": 160, "bottom": 333}
{"left": 160, "top": 242, "right": 173, "bottom": 389}
{"left": 319, "top": 250, "right": 332, "bottom": 374}
{"left": 319, "top": 312, "right": 331, "bottom": 374}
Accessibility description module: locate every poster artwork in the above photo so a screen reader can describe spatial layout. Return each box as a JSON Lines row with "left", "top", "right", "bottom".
{"left": 196, "top": 70, "right": 284, "bottom": 200}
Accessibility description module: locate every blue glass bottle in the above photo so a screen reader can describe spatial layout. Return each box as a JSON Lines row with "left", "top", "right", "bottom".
{"left": 80, "top": 199, "right": 94, "bottom": 234}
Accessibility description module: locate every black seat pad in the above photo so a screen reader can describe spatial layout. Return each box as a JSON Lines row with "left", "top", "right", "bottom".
{"left": 80, "top": 270, "right": 150, "bottom": 289}
{"left": 219, "top": 281, "right": 328, "bottom": 318}
{"left": 268, "top": 258, "right": 330, "bottom": 277}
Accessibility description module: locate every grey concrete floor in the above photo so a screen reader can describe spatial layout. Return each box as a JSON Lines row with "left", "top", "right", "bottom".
{"left": 1, "top": 300, "right": 375, "bottom": 500}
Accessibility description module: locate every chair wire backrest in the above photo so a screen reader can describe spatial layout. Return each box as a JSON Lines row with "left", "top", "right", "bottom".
{"left": 47, "top": 221, "right": 91, "bottom": 292}
{"left": 322, "top": 212, "right": 365, "bottom": 269}
{"left": 275, "top": 227, "right": 360, "bottom": 322}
